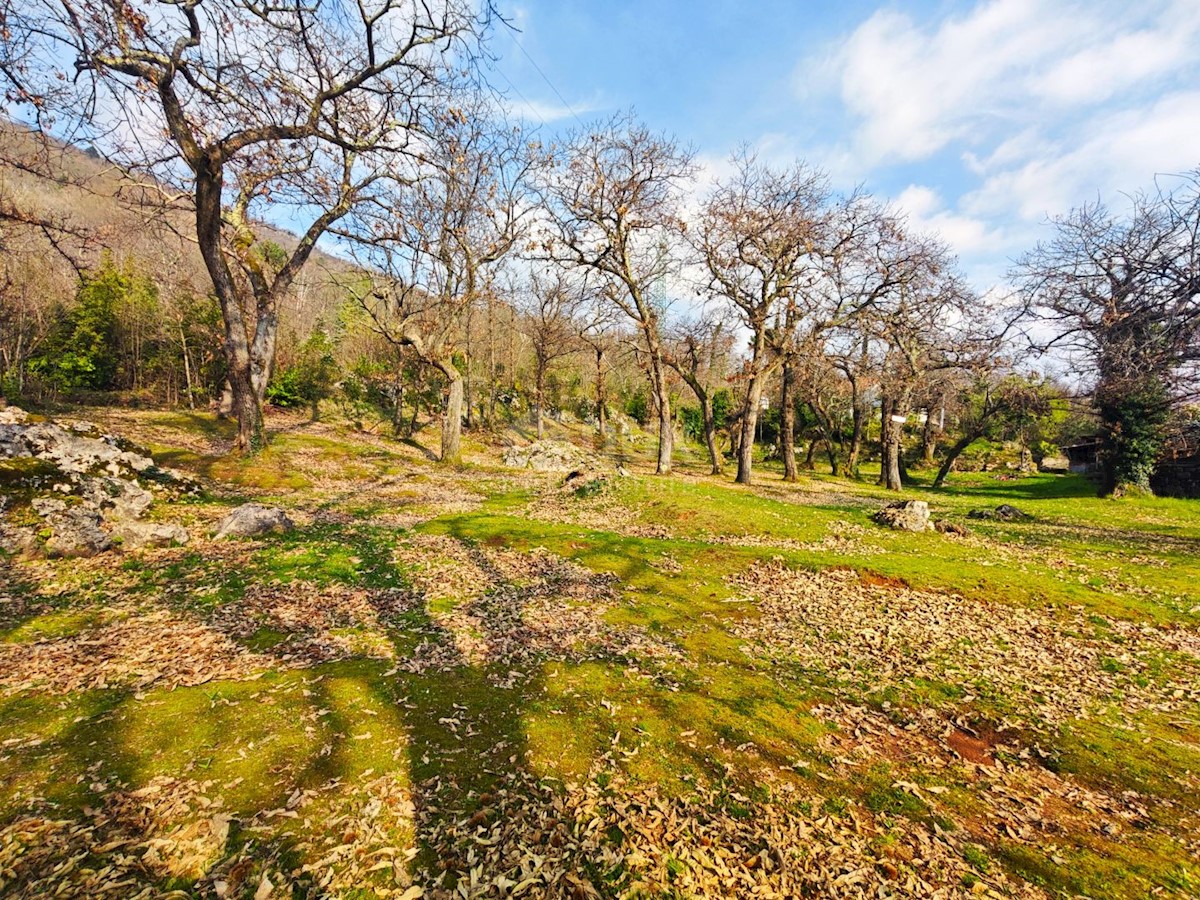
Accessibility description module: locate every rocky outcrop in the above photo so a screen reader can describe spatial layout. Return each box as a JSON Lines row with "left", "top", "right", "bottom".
{"left": 214, "top": 503, "right": 294, "bottom": 540}
{"left": 31, "top": 497, "right": 113, "bottom": 557}
{"left": 873, "top": 500, "right": 933, "bottom": 532}
{"left": 112, "top": 520, "right": 193, "bottom": 549}
{"left": 0, "top": 407, "right": 195, "bottom": 556}
{"left": 560, "top": 465, "right": 630, "bottom": 498}
{"left": 503, "top": 440, "right": 598, "bottom": 473}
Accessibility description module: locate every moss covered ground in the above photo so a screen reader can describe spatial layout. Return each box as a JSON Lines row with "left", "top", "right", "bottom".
{"left": 1, "top": 407, "right": 1197, "bottom": 898}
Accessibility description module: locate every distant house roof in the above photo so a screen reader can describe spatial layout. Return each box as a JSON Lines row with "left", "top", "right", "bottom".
{"left": 1060, "top": 436, "right": 1101, "bottom": 452}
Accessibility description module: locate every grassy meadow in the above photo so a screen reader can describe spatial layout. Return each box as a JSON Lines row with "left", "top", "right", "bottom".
{"left": 1, "top": 408, "right": 1198, "bottom": 898}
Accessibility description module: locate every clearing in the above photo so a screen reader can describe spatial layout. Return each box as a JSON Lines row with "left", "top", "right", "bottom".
{"left": 1, "top": 409, "right": 1198, "bottom": 898}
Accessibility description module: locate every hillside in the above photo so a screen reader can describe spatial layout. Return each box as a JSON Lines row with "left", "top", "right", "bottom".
{"left": 0, "top": 121, "right": 359, "bottom": 343}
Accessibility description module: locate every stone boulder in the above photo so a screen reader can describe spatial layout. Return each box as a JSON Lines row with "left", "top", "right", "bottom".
{"left": 968, "top": 504, "right": 1031, "bottom": 522}
{"left": 0, "top": 419, "right": 156, "bottom": 477}
{"left": 934, "top": 519, "right": 970, "bottom": 537}
{"left": 873, "top": 500, "right": 932, "bottom": 532}
{"left": 0, "top": 406, "right": 29, "bottom": 426}
{"left": 214, "top": 503, "right": 295, "bottom": 540}
{"left": 1038, "top": 455, "right": 1070, "bottom": 474}
{"left": 560, "top": 465, "right": 630, "bottom": 498}
{"left": 0, "top": 406, "right": 194, "bottom": 556}
{"left": 112, "top": 520, "right": 191, "bottom": 549}
{"left": 31, "top": 497, "right": 113, "bottom": 557}
{"left": 503, "top": 440, "right": 597, "bottom": 473}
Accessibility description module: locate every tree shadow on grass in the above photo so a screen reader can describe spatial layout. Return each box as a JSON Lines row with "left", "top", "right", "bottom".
{"left": 0, "top": 559, "right": 61, "bottom": 640}
{"left": 922, "top": 472, "right": 1097, "bottom": 502}
{"left": 373, "top": 539, "right": 543, "bottom": 892}
{"left": 0, "top": 520, "right": 688, "bottom": 896}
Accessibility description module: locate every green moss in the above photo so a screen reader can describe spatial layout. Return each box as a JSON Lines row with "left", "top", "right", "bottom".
{"left": 2, "top": 409, "right": 1198, "bottom": 896}
{"left": 962, "top": 844, "right": 991, "bottom": 872}
{"left": 1, "top": 608, "right": 102, "bottom": 643}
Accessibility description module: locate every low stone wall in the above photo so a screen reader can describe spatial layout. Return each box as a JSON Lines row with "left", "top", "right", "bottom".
{"left": 1151, "top": 458, "right": 1200, "bottom": 499}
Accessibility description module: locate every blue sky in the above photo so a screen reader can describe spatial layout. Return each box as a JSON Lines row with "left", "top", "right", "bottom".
{"left": 488, "top": 0, "right": 1200, "bottom": 290}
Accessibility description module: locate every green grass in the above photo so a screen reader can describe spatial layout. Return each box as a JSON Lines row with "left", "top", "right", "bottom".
{"left": 2, "top": 407, "right": 1198, "bottom": 897}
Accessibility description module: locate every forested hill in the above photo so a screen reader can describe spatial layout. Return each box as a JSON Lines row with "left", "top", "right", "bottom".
{"left": 0, "top": 121, "right": 358, "bottom": 404}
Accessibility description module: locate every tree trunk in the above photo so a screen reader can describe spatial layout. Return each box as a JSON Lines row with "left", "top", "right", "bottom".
{"left": 486, "top": 293, "right": 497, "bottom": 428}
{"left": 847, "top": 402, "right": 865, "bottom": 478}
{"left": 933, "top": 433, "right": 979, "bottom": 487}
{"left": 921, "top": 406, "right": 940, "bottom": 465}
{"left": 780, "top": 358, "right": 798, "bottom": 482}
{"left": 217, "top": 380, "right": 234, "bottom": 418}
{"left": 701, "top": 393, "right": 722, "bottom": 475}
{"left": 535, "top": 365, "right": 545, "bottom": 440}
{"left": 878, "top": 395, "right": 893, "bottom": 487}
{"left": 441, "top": 369, "right": 464, "bottom": 464}
{"left": 594, "top": 347, "right": 607, "bottom": 440}
{"left": 194, "top": 162, "right": 267, "bottom": 454}
{"left": 648, "top": 349, "right": 673, "bottom": 475}
{"left": 736, "top": 384, "right": 762, "bottom": 485}
{"left": 736, "top": 329, "right": 772, "bottom": 485}
{"left": 392, "top": 369, "right": 406, "bottom": 435}
{"left": 464, "top": 362, "right": 475, "bottom": 430}
{"left": 803, "top": 438, "right": 817, "bottom": 469}
{"left": 179, "top": 324, "right": 195, "bottom": 410}
{"left": 879, "top": 395, "right": 905, "bottom": 491}
{"left": 654, "top": 379, "right": 673, "bottom": 474}
{"left": 824, "top": 440, "right": 841, "bottom": 476}
{"left": 231, "top": 365, "right": 264, "bottom": 454}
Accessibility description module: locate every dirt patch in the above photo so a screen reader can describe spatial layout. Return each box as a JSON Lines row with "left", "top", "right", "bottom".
{"left": 854, "top": 569, "right": 909, "bottom": 590}
{"left": 946, "top": 728, "right": 994, "bottom": 765}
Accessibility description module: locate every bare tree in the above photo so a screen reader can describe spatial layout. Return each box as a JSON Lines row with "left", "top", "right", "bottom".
{"left": 818, "top": 329, "right": 879, "bottom": 477}
{"left": 521, "top": 270, "right": 579, "bottom": 439}
{"left": 578, "top": 303, "right": 621, "bottom": 441}
{"left": 542, "top": 114, "right": 695, "bottom": 475}
{"left": 8, "top": 0, "right": 485, "bottom": 453}
{"left": 351, "top": 101, "right": 537, "bottom": 464}
{"left": 695, "top": 152, "right": 828, "bottom": 484}
{"left": 665, "top": 314, "right": 732, "bottom": 475}
{"left": 793, "top": 349, "right": 855, "bottom": 476}
{"left": 1014, "top": 174, "right": 1200, "bottom": 494}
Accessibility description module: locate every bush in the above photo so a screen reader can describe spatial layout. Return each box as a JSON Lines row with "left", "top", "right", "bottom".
{"left": 29, "top": 255, "right": 146, "bottom": 393}
{"left": 624, "top": 389, "right": 649, "bottom": 426}
{"left": 266, "top": 329, "right": 339, "bottom": 418}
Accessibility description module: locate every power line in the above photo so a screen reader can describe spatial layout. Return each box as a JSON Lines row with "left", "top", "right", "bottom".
{"left": 489, "top": 61, "right": 551, "bottom": 130}
{"left": 508, "top": 30, "right": 587, "bottom": 128}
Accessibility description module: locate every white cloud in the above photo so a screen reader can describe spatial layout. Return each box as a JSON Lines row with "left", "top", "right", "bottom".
{"left": 821, "top": 0, "right": 1200, "bottom": 166}
{"left": 504, "top": 95, "right": 598, "bottom": 124}
{"left": 785, "top": 0, "right": 1200, "bottom": 293}
{"left": 964, "top": 89, "right": 1200, "bottom": 222}
{"left": 896, "top": 185, "right": 996, "bottom": 254}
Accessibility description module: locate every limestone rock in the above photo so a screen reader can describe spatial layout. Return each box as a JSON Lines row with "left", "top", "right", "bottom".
{"left": 79, "top": 475, "right": 154, "bottom": 521}
{"left": 1038, "top": 455, "right": 1070, "bottom": 473}
{"left": 0, "top": 406, "right": 29, "bottom": 425}
{"left": 113, "top": 520, "right": 191, "bottom": 549}
{"left": 214, "top": 503, "right": 295, "bottom": 539}
{"left": 934, "top": 519, "right": 970, "bottom": 537}
{"left": 503, "top": 440, "right": 597, "bottom": 473}
{"left": 873, "top": 500, "right": 932, "bottom": 532}
{"left": 1, "top": 406, "right": 196, "bottom": 557}
{"left": 32, "top": 497, "right": 113, "bottom": 557}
